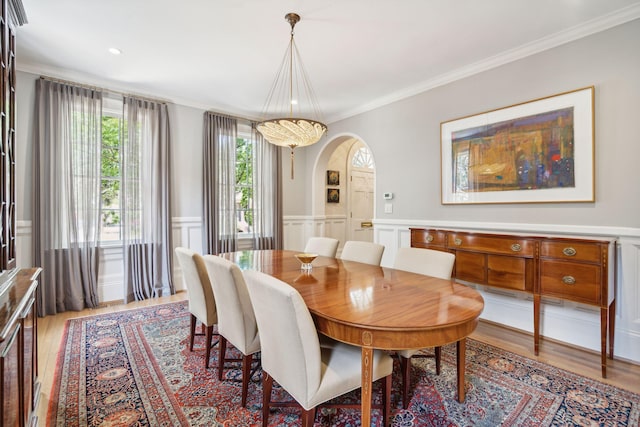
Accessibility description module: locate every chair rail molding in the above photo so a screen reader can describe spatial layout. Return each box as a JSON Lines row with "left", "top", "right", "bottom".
{"left": 373, "top": 218, "right": 640, "bottom": 364}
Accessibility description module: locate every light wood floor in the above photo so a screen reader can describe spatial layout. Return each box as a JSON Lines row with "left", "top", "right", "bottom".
{"left": 35, "top": 292, "right": 640, "bottom": 425}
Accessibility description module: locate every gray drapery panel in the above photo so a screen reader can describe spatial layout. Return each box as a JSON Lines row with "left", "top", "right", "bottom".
{"left": 32, "top": 78, "right": 102, "bottom": 316}
{"left": 202, "top": 113, "right": 237, "bottom": 254}
{"left": 122, "top": 96, "right": 174, "bottom": 302}
{"left": 251, "top": 123, "right": 283, "bottom": 250}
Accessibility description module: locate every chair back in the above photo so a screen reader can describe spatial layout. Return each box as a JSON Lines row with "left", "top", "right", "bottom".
{"left": 175, "top": 247, "right": 217, "bottom": 325}
{"left": 393, "top": 247, "right": 455, "bottom": 280}
{"left": 203, "top": 255, "right": 260, "bottom": 355}
{"left": 304, "top": 237, "right": 339, "bottom": 258}
{"left": 243, "top": 270, "right": 322, "bottom": 405}
{"left": 340, "top": 241, "right": 385, "bottom": 265}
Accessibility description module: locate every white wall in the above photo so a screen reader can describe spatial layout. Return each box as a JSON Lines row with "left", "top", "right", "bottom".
{"left": 300, "top": 19, "right": 640, "bottom": 228}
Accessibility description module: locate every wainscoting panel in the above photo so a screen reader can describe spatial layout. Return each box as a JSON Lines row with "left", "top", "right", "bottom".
{"left": 16, "top": 220, "right": 31, "bottom": 269}
{"left": 283, "top": 215, "right": 348, "bottom": 254}
{"left": 616, "top": 236, "right": 640, "bottom": 362}
{"left": 171, "top": 217, "right": 203, "bottom": 293}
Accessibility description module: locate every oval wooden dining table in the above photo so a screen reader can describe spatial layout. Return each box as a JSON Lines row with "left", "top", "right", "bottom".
{"left": 219, "top": 249, "right": 484, "bottom": 426}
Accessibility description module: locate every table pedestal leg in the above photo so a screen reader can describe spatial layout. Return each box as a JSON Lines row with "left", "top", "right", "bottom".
{"left": 361, "top": 346, "right": 373, "bottom": 426}
{"left": 456, "top": 338, "right": 466, "bottom": 403}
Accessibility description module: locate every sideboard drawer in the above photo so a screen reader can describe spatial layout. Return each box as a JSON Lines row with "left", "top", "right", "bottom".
{"left": 410, "top": 228, "right": 447, "bottom": 249}
{"left": 540, "top": 260, "right": 601, "bottom": 304}
{"left": 454, "top": 251, "right": 486, "bottom": 284}
{"left": 488, "top": 255, "right": 531, "bottom": 291}
{"left": 448, "top": 233, "right": 536, "bottom": 257}
{"left": 541, "top": 241, "right": 601, "bottom": 262}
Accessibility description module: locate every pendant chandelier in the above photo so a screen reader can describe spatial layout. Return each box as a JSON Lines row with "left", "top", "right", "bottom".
{"left": 256, "top": 13, "right": 327, "bottom": 179}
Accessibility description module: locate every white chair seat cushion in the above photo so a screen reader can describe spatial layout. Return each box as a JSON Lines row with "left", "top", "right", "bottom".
{"left": 397, "top": 348, "right": 422, "bottom": 358}
{"left": 306, "top": 342, "right": 393, "bottom": 409}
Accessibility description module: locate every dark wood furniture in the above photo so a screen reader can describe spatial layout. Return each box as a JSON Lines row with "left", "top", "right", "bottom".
{"left": 0, "top": 268, "right": 42, "bottom": 427}
{"left": 410, "top": 227, "right": 616, "bottom": 377}
{"left": 220, "top": 249, "right": 484, "bottom": 427}
{"left": 1, "top": 0, "right": 26, "bottom": 272}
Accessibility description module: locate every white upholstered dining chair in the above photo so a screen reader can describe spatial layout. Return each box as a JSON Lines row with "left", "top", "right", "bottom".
{"left": 243, "top": 269, "right": 393, "bottom": 427}
{"left": 174, "top": 247, "right": 218, "bottom": 368}
{"left": 203, "top": 254, "right": 261, "bottom": 408}
{"left": 393, "top": 246, "right": 456, "bottom": 408}
{"left": 340, "top": 240, "right": 385, "bottom": 266}
{"left": 303, "top": 237, "right": 339, "bottom": 258}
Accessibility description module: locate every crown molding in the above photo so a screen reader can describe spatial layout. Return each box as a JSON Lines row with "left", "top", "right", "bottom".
{"left": 329, "top": 4, "right": 640, "bottom": 123}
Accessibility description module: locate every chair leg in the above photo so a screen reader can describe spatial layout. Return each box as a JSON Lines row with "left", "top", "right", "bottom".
{"left": 189, "top": 314, "right": 197, "bottom": 351}
{"left": 204, "top": 325, "right": 214, "bottom": 369}
{"left": 241, "top": 353, "right": 253, "bottom": 407}
{"left": 382, "top": 374, "right": 391, "bottom": 426}
{"left": 301, "top": 407, "right": 316, "bottom": 427}
{"left": 401, "top": 355, "right": 412, "bottom": 409}
{"left": 435, "top": 346, "right": 442, "bottom": 375}
{"left": 262, "top": 371, "right": 273, "bottom": 427}
{"left": 218, "top": 336, "right": 227, "bottom": 381}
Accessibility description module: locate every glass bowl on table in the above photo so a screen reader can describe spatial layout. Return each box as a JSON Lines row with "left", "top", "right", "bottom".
{"left": 295, "top": 253, "right": 318, "bottom": 271}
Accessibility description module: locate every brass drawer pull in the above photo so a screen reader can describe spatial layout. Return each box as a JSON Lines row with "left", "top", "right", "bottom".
{"left": 562, "top": 247, "right": 577, "bottom": 256}
{"left": 426, "top": 235, "right": 434, "bottom": 242}
{"left": 454, "top": 238, "right": 462, "bottom": 246}
{"left": 562, "top": 276, "right": 576, "bottom": 285}
{"left": 511, "top": 243, "right": 522, "bottom": 252}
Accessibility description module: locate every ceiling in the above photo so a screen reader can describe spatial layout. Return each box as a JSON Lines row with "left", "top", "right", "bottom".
{"left": 16, "top": 0, "right": 640, "bottom": 123}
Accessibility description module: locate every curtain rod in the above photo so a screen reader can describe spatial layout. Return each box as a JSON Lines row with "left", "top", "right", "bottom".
{"left": 39, "top": 75, "right": 171, "bottom": 105}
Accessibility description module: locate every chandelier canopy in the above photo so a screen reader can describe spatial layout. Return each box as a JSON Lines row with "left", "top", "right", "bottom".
{"left": 256, "top": 13, "right": 327, "bottom": 179}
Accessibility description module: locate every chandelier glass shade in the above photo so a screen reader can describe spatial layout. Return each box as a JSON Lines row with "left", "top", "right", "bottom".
{"left": 256, "top": 13, "right": 327, "bottom": 179}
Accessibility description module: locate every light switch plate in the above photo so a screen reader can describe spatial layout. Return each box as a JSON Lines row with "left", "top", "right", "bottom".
{"left": 384, "top": 203, "right": 393, "bottom": 214}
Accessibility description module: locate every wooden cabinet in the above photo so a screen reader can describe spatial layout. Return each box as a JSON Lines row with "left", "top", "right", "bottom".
{"left": 0, "top": 2, "right": 34, "bottom": 423}
{"left": 0, "top": 268, "right": 41, "bottom": 427}
{"left": 0, "top": 0, "right": 25, "bottom": 271}
{"left": 410, "top": 228, "right": 615, "bottom": 377}
{"left": 1, "top": 322, "right": 20, "bottom": 426}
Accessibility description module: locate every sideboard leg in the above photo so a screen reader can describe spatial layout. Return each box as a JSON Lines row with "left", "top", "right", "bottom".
{"left": 608, "top": 300, "right": 616, "bottom": 360}
{"left": 533, "top": 294, "right": 541, "bottom": 355}
{"left": 600, "top": 306, "right": 608, "bottom": 378}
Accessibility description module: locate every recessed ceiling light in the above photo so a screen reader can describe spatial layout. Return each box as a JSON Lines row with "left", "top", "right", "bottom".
{"left": 108, "top": 47, "right": 122, "bottom": 55}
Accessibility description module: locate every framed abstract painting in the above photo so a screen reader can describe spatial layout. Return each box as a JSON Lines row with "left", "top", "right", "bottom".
{"left": 441, "top": 86, "right": 595, "bottom": 204}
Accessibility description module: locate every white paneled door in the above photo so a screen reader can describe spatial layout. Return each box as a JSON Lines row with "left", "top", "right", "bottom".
{"left": 349, "top": 169, "right": 374, "bottom": 242}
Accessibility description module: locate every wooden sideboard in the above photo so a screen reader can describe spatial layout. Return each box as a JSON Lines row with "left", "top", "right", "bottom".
{"left": 0, "top": 268, "right": 42, "bottom": 427}
{"left": 410, "top": 228, "right": 616, "bottom": 377}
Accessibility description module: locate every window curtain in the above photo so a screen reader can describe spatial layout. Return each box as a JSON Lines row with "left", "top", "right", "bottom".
{"left": 122, "top": 96, "right": 174, "bottom": 302}
{"left": 251, "top": 123, "right": 283, "bottom": 250}
{"left": 202, "top": 112, "right": 237, "bottom": 254}
{"left": 32, "top": 78, "right": 102, "bottom": 316}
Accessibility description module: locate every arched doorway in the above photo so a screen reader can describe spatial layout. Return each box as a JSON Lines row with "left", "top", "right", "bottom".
{"left": 311, "top": 134, "right": 375, "bottom": 250}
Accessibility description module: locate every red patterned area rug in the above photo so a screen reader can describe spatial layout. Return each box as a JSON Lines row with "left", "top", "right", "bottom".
{"left": 48, "top": 301, "right": 640, "bottom": 426}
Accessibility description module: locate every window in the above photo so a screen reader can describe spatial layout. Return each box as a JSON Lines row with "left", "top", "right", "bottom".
{"left": 352, "top": 146, "right": 374, "bottom": 169}
{"left": 235, "top": 136, "right": 254, "bottom": 234}
{"left": 99, "top": 97, "right": 124, "bottom": 242}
